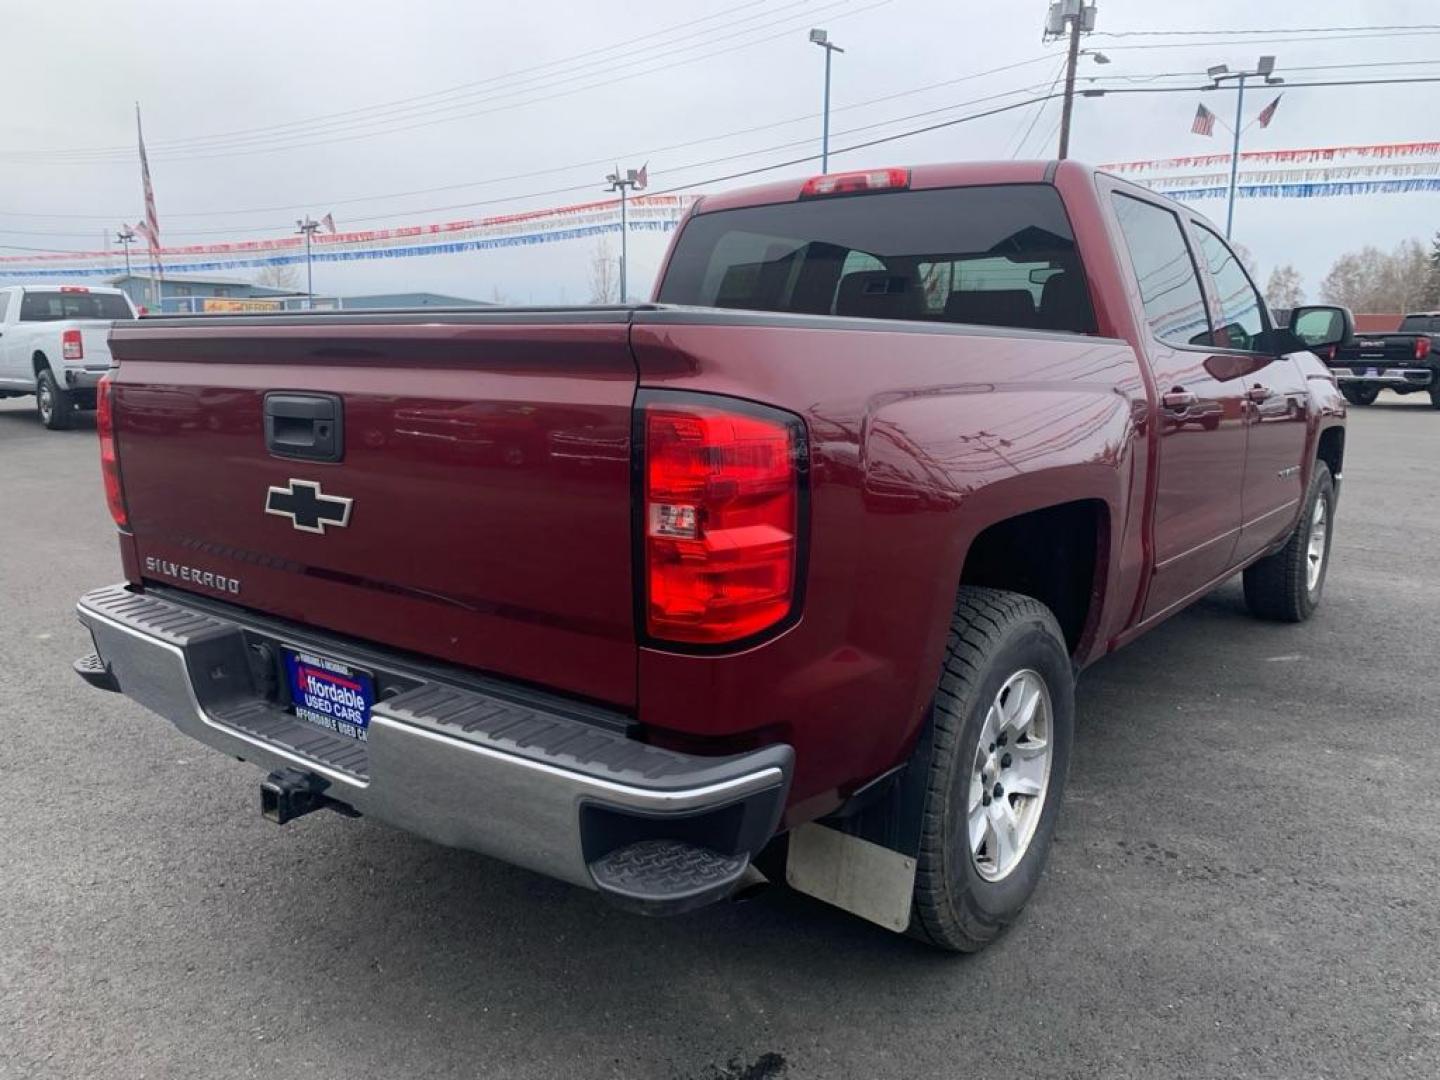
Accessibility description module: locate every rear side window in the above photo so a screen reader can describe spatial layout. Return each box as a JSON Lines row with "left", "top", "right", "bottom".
{"left": 657, "top": 185, "right": 1098, "bottom": 334}
{"left": 19, "top": 291, "right": 134, "bottom": 321}
{"left": 1109, "top": 194, "right": 1211, "bottom": 347}
{"left": 1400, "top": 315, "right": 1440, "bottom": 333}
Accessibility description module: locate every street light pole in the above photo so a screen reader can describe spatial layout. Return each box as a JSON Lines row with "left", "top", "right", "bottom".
{"left": 296, "top": 216, "right": 320, "bottom": 308}
{"left": 809, "top": 29, "right": 844, "bottom": 174}
{"left": 604, "top": 167, "right": 645, "bottom": 303}
{"left": 1208, "top": 57, "right": 1283, "bottom": 239}
{"left": 115, "top": 227, "right": 136, "bottom": 278}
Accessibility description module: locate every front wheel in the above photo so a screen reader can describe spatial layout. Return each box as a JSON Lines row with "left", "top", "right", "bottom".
{"left": 1243, "top": 461, "right": 1335, "bottom": 622}
{"left": 1341, "top": 384, "right": 1379, "bottom": 406}
{"left": 36, "top": 367, "right": 74, "bottom": 430}
{"left": 908, "top": 588, "right": 1074, "bottom": 953}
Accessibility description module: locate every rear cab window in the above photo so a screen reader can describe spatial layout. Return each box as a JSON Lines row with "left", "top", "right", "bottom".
{"left": 1400, "top": 315, "right": 1440, "bottom": 333}
{"left": 657, "top": 185, "right": 1098, "bottom": 334}
{"left": 19, "top": 290, "right": 134, "bottom": 321}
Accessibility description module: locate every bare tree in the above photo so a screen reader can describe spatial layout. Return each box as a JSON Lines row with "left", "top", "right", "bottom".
{"left": 1263, "top": 264, "right": 1305, "bottom": 310}
{"left": 587, "top": 237, "right": 619, "bottom": 304}
{"left": 1230, "top": 241, "right": 1258, "bottom": 276}
{"left": 255, "top": 263, "right": 300, "bottom": 291}
{"left": 1321, "top": 239, "right": 1431, "bottom": 312}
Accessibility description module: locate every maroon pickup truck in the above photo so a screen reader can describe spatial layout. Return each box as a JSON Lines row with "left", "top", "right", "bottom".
{"left": 75, "top": 161, "right": 1348, "bottom": 952}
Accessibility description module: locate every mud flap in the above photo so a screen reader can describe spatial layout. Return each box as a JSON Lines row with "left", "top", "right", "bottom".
{"left": 785, "top": 823, "right": 917, "bottom": 933}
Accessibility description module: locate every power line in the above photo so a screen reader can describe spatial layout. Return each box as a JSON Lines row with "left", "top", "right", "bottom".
{"left": 2, "top": 0, "right": 884, "bottom": 165}
{"left": 8, "top": 75, "right": 1440, "bottom": 254}
{"left": 1101, "top": 29, "right": 1440, "bottom": 51}
{"left": 1008, "top": 58, "right": 1068, "bottom": 158}
{"left": 1092, "top": 24, "right": 1440, "bottom": 37}
{"left": 0, "top": 55, "right": 1063, "bottom": 223}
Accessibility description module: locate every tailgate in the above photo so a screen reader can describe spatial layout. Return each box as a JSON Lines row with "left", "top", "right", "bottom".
{"left": 75, "top": 320, "right": 119, "bottom": 366}
{"left": 108, "top": 313, "right": 640, "bottom": 707}
{"left": 1343, "top": 334, "right": 1421, "bottom": 367}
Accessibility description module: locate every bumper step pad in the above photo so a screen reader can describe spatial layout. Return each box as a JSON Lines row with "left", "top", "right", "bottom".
{"left": 588, "top": 840, "right": 752, "bottom": 916}
{"left": 73, "top": 652, "right": 119, "bottom": 692}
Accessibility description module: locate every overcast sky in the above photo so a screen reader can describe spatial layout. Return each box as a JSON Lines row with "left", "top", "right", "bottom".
{"left": 3, "top": 0, "right": 1437, "bottom": 304}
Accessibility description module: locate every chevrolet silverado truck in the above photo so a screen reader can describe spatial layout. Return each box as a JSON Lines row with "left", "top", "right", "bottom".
{"left": 73, "top": 162, "right": 1349, "bottom": 952}
{"left": 0, "top": 285, "right": 138, "bottom": 429}
{"left": 1297, "top": 308, "right": 1440, "bottom": 408}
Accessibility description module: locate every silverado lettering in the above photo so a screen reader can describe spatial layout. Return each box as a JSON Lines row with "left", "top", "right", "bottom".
{"left": 75, "top": 161, "right": 1348, "bottom": 952}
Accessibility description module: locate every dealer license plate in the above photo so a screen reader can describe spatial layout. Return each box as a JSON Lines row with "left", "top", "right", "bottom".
{"left": 283, "top": 648, "right": 374, "bottom": 742}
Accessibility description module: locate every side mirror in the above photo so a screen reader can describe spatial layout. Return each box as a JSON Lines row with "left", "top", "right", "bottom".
{"left": 1288, "top": 304, "right": 1352, "bottom": 349}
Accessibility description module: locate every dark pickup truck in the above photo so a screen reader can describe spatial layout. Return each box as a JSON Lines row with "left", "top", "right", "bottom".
{"left": 1299, "top": 309, "right": 1440, "bottom": 408}
{"left": 74, "top": 161, "right": 1348, "bottom": 952}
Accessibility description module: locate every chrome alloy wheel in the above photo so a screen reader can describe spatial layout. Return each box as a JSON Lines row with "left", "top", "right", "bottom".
{"left": 37, "top": 380, "right": 53, "bottom": 424}
{"left": 1306, "top": 495, "right": 1329, "bottom": 593}
{"left": 968, "top": 669, "right": 1053, "bottom": 882}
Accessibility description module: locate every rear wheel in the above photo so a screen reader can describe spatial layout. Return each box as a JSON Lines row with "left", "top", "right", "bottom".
{"left": 909, "top": 587, "right": 1074, "bottom": 953}
{"left": 1243, "top": 461, "right": 1335, "bottom": 622}
{"left": 1341, "top": 384, "right": 1379, "bottom": 406}
{"left": 1429, "top": 384, "right": 1440, "bottom": 410}
{"left": 36, "top": 367, "right": 74, "bottom": 430}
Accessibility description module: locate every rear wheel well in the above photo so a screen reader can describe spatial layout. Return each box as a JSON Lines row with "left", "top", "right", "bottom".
{"left": 958, "top": 500, "right": 1105, "bottom": 656}
{"left": 33, "top": 351, "right": 50, "bottom": 376}
{"left": 1317, "top": 426, "right": 1344, "bottom": 478}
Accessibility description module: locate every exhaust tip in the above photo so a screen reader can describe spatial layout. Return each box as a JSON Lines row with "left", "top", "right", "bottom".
{"left": 729, "top": 863, "right": 770, "bottom": 904}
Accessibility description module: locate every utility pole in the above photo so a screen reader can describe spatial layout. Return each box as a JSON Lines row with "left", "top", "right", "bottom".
{"left": 604, "top": 166, "right": 646, "bottom": 303}
{"left": 808, "top": 29, "right": 845, "bottom": 173}
{"left": 295, "top": 216, "right": 320, "bottom": 308}
{"left": 1044, "top": 1, "right": 1098, "bottom": 160}
{"left": 116, "top": 227, "right": 136, "bottom": 278}
{"left": 1208, "top": 57, "right": 1284, "bottom": 238}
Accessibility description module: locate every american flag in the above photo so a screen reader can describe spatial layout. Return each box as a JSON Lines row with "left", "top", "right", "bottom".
{"left": 1191, "top": 103, "right": 1216, "bottom": 137}
{"left": 135, "top": 105, "right": 162, "bottom": 262}
{"left": 321, "top": 213, "right": 336, "bottom": 234}
{"left": 1257, "top": 94, "right": 1282, "bottom": 129}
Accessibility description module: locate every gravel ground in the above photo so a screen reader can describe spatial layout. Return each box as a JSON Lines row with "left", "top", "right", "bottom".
{"left": 1, "top": 394, "right": 1437, "bottom": 1080}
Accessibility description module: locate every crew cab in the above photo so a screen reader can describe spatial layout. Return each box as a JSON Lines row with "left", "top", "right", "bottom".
{"left": 0, "top": 285, "right": 138, "bottom": 429}
{"left": 1301, "top": 309, "right": 1440, "bottom": 408}
{"left": 73, "top": 161, "right": 1348, "bottom": 951}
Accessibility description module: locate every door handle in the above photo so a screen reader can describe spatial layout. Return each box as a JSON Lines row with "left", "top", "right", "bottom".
{"left": 1245, "top": 385, "right": 1270, "bottom": 403}
{"left": 264, "top": 392, "right": 344, "bottom": 462}
{"left": 1161, "top": 388, "right": 1198, "bottom": 411}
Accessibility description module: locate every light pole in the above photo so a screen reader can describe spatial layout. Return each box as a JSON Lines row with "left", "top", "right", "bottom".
{"left": 604, "top": 167, "right": 645, "bottom": 303}
{"left": 115, "top": 227, "right": 136, "bottom": 278}
{"left": 809, "top": 28, "right": 844, "bottom": 173}
{"left": 1208, "top": 56, "right": 1283, "bottom": 239}
{"left": 295, "top": 216, "right": 320, "bottom": 307}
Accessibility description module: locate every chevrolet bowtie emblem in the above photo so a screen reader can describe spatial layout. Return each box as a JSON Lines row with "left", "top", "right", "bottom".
{"left": 265, "top": 479, "right": 353, "bottom": 534}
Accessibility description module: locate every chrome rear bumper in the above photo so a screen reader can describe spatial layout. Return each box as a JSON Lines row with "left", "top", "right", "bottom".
{"left": 76, "top": 584, "right": 791, "bottom": 905}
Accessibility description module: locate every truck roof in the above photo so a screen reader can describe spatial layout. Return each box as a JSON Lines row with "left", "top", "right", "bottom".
{"left": 690, "top": 159, "right": 1207, "bottom": 223}
{"left": 1, "top": 284, "right": 128, "bottom": 296}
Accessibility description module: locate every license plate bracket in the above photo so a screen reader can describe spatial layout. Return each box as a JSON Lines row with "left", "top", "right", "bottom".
{"left": 282, "top": 648, "right": 374, "bottom": 742}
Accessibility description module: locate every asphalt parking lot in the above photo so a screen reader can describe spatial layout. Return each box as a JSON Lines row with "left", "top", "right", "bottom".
{"left": 1, "top": 393, "right": 1437, "bottom": 1080}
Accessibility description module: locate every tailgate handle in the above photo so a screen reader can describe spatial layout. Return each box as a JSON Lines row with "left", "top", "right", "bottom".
{"left": 264, "top": 393, "right": 344, "bottom": 462}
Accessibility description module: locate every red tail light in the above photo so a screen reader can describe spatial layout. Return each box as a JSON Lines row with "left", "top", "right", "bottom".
{"left": 62, "top": 329, "right": 83, "bottom": 361}
{"left": 641, "top": 394, "right": 805, "bottom": 645}
{"left": 800, "top": 168, "right": 910, "bottom": 199}
{"left": 1416, "top": 336, "right": 1432, "bottom": 361}
{"left": 97, "top": 375, "right": 128, "bottom": 529}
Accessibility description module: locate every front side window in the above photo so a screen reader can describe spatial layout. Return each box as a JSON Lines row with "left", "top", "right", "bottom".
{"left": 658, "top": 185, "right": 1098, "bottom": 334}
{"left": 1109, "top": 193, "right": 1211, "bottom": 348}
{"left": 1193, "top": 224, "right": 1267, "bottom": 351}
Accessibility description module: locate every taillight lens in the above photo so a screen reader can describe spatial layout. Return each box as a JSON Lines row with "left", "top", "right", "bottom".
{"left": 642, "top": 395, "right": 804, "bottom": 645}
{"left": 62, "top": 329, "right": 83, "bottom": 360}
{"left": 1416, "top": 336, "right": 1432, "bottom": 361}
{"left": 97, "top": 374, "right": 128, "bottom": 529}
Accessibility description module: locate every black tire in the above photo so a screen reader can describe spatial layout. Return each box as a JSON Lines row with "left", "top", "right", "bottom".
{"left": 909, "top": 587, "right": 1074, "bottom": 953}
{"left": 1429, "top": 384, "right": 1440, "bottom": 410}
{"left": 1341, "top": 384, "right": 1380, "bottom": 406}
{"left": 1243, "top": 461, "right": 1335, "bottom": 622}
{"left": 36, "top": 366, "right": 74, "bottom": 430}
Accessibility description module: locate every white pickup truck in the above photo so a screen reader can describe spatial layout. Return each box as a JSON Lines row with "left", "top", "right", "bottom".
{"left": 0, "top": 285, "right": 138, "bottom": 429}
